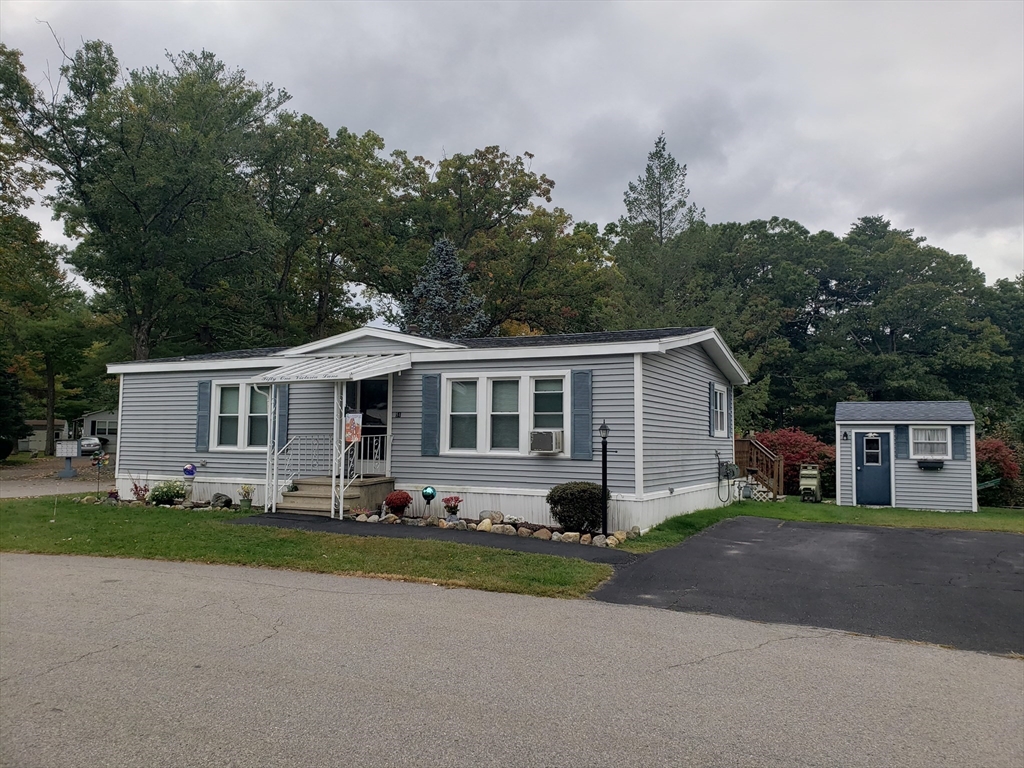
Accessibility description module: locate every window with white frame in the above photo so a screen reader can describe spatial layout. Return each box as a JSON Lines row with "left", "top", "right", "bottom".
{"left": 490, "top": 380, "right": 519, "bottom": 450}
{"left": 533, "top": 379, "right": 564, "bottom": 430}
{"left": 92, "top": 420, "right": 118, "bottom": 436}
{"left": 713, "top": 384, "right": 727, "bottom": 437}
{"left": 214, "top": 384, "right": 269, "bottom": 449}
{"left": 449, "top": 381, "right": 478, "bottom": 451}
{"left": 911, "top": 426, "right": 949, "bottom": 459}
{"left": 443, "top": 371, "right": 570, "bottom": 456}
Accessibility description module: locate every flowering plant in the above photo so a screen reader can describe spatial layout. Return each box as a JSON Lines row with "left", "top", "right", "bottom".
{"left": 238, "top": 484, "right": 255, "bottom": 500}
{"left": 442, "top": 495, "right": 463, "bottom": 515}
{"left": 385, "top": 490, "right": 413, "bottom": 511}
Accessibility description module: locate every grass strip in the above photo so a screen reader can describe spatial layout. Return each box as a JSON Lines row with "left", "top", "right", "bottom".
{"left": 619, "top": 499, "right": 1024, "bottom": 553}
{"left": 0, "top": 497, "right": 611, "bottom": 598}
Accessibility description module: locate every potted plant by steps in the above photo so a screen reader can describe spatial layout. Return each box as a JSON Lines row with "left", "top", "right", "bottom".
{"left": 238, "top": 484, "right": 255, "bottom": 511}
{"left": 442, "top": 495, "right": 463, "bottom": 521}
{"left": 384, "top": 490, "right": 413, "bottom": 517}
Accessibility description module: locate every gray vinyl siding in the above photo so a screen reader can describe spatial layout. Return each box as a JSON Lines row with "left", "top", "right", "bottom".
{"left": 310, "top": 337, "right": 425, "bottom": 354}
{"left": 287, "top": 381, "right": 335, "bottom": 435}
{"left": 390, "top": 355, "right": 636, "bottom": 493}
{"left": 119, "top": 368, "right": 275, "bottom": 480}
{"left": 837, "top": 422, "right": 975, "bottom": 512}
{"left": 838, "top": 436, "right": 853, "bottom": 506}
{"left": 642, "top": 346, "right": 733, "bottom": 493}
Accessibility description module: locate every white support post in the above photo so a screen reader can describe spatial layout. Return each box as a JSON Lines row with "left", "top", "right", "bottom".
{"left": 330, "top": 381, "right": 339, "bottom": 519}
{"left": 269, "top": 384, "right": 278, "bottom": 514}
{"left": 339, "top": 382, "right": 347, "bottom": 517}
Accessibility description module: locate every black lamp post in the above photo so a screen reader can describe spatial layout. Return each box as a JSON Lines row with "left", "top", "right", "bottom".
{"left": 598, "top": 420, "right": 610, "bottom": 536}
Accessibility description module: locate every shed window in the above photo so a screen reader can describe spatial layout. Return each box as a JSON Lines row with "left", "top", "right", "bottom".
{"left": 911, "top": 427, "right": 949, "bottom": 459}
{"left": 864, "top": 436, "right": 882, "bottom": 465}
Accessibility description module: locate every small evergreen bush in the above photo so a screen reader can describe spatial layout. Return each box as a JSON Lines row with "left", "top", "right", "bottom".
{"left": 546, "top": 481, "right": 608, "bottom": 533}
{"left": 148, "top": 480, "right": 187, "bottom": 505}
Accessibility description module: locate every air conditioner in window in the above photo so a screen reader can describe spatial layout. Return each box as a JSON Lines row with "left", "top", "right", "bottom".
{"left": 530, "top": 429, "right": 564, "bottom": 454}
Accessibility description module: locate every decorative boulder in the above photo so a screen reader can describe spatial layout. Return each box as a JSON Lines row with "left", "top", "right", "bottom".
{"left": 451, "top": 520, "right": 468, "bottom": 531}
{"left": 426, "top": 515, "right": 439, "bottom": 527}
{"left": 580, "top": 534, "right": 592, "bottom": 545}
{"left": 356, "top": 514, "right": 368, "bottom": 522}
{"left": 606, "top": 536, "right": 619, "bottom": 548}
{"left": 533, "top": 528, "right": 552, "bottom": 541}
{"left": 591, "top": 535, "right": 607, "bottom": 548}
{"left": 210, "top": 493, "right": 233, "bottom": 509}
{"left": 485, "top": 511, "right": 504, "bottom": 524}
{"left": 551, "top": 531, "right": 563, "bottom": 542}
{"left": 380, "top": 513, "right": 399, "bottom": 524}
{"left": 367, "top": 514, "right": 380, "bottom": 523}
{"left": 613, "top": 530, "right": 628, "bottom": 542}
{"left": 517, "top": 527, "right": 532, "bottom": 537}
{"left": 629, "top": 526, "right": 641, "bottom": 539}
{"left": 505, "top": 515, "right": 525, "bottom": 525}
{"left": 476, "top": 518, "right": 492, "bottom": 532}
{"left": 468, "top": 523, "right": 477, "bottom": 531}
{"left": 437, "top": 519, "right": 448, "bottom": 529}
{"left": 561, "top": 532, "right": 580, "bottom": 544}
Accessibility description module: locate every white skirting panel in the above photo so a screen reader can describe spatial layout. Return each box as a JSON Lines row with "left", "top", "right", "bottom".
{"left": 115, "top": 474, "right": 272, "bottom": 506}
{"left": 396, "top": 480, "right": 733, "bottom": 532}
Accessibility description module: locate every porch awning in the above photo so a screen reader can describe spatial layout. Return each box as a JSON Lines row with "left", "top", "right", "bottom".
{"left": 248, "top": 353, "right": 412, "bottom": 384}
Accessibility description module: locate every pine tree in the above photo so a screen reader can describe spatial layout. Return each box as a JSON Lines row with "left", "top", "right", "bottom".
{"left": 623, "top": 133, "right": 704, "bottom": 245}
{"left": 400, "top": 239, "right": 490, "bottom": 339}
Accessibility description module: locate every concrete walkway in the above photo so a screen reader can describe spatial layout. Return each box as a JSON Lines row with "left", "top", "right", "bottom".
{"left": 1, "top": 554, "right": 1021, "bottom": 768}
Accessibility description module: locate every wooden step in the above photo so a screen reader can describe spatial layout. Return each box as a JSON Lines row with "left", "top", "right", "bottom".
{"left": 291, "top": 475, "right": 394, "bottom": 487}
{"left": 284, "top": 488, "right": 360, "bottom": 501}
{"left": 277, "top": 496, "right": 335, "bottom": 513}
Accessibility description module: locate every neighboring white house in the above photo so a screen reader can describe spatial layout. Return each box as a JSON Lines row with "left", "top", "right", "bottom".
{"left": 835, "top": 401, "right": 977, "bottom": 512}
{"left": 107, "top": 326, "right": 749, "bottom": 531}
{"left": 76, "top": 410, "right": 119, "bottom": 453}
{"left": 18, "top": 419, "right": 68, "bottom": 453}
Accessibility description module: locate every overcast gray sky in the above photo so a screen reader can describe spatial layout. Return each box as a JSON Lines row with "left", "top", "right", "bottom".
{"left": 3, "top": 0, "right": 1022, "bottom": 282}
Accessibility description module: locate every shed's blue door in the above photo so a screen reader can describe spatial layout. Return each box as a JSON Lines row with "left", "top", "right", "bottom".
{"left": 855, "top": 432, "right": 891, "bottom": 506}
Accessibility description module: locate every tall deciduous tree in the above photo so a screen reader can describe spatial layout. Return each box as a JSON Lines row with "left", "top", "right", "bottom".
{"left": 1, "top": 41, "right": 289, "bottom": 359}
{"left": 623, "top": 132, "right": 703, "bottom": 246}
{"left": 400, "top": 239, "right": 489, "bottom": 340}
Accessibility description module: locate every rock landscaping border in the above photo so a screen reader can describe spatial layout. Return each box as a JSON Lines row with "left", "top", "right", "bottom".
{"left": 350, "top": 509, "right": 642, "bottom": 548}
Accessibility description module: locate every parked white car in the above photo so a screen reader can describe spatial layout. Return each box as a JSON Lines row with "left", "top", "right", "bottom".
{"left": 80, "top": 436, "right": 103, "bottom": 453}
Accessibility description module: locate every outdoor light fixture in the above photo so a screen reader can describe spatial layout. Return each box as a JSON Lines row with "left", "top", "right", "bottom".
{"left": 599, "top": 421, "right": 610, "bottom": 536}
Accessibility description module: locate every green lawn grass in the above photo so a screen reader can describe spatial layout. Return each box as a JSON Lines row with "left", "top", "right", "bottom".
{"left": 0, "top": 452, "right": 36, "bottom": 467}
{"left": 0, "top": 497, "right": 612, "bottom": 598}
{"left": 619, "top": 499, "right": 1024, "bottom": 553}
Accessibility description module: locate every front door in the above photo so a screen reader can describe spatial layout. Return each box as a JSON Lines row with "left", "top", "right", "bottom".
{"left": 855, "top": 432, "right": 891, "bottom": 506}
{"left": 344, "top": 378, "right": 389, "bottom": 476}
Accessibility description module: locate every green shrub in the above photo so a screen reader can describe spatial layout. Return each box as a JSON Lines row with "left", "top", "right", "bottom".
{"left": 148, "top": 480, "right": 187, "bottom": 506}
{"left": 546, "top": 481, "right": 608, "bottom": 533}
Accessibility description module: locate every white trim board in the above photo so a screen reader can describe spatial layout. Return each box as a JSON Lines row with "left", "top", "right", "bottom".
{"left": 633, "top": 353, "right": 643, "bottom": 497}
{"left": 282, "top": 327, "right": 462, "bottom": 355}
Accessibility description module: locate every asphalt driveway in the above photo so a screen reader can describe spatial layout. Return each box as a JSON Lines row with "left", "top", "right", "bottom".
{"left": 593, "top": 516, "right": 1024, "bottom": 655}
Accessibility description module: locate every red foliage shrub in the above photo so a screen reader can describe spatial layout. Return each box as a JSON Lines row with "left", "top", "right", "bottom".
{"left": 976, "top": 438, "right": 1020, "bottom": 481}
{"left": 384, "top": 490, "right": 413, "bottom": 510}
{"left": 976, "top": 437, "right": 1020, "bottom": 506}
{"left": 753, "top": 427, "right": 836, "bottom": 497}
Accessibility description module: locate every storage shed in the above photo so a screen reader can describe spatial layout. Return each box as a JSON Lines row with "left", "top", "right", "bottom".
{"left": 835, "top": 401, "right": 977, "bottom": 512}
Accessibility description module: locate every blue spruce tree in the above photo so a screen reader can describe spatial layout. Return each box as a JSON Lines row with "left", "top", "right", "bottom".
{"left": 400, "top": 239, "right": 490, "bottom": 339}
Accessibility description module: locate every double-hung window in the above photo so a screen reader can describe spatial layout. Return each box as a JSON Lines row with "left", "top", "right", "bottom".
{"left": 490, "top": 380, "right": 520, "bottom": 450}
{"left": 214, "top": 384, "right": 269, "bottom": 449}
{"left": 449, "top": 381, "right": 478, "bottom": 451}
{"left": 911, "top": 427, "right": 949, "bottom": 459}
{"left": 712, "top": 384, "right": 727, "bottom": 437}
{"left": 533, "top": 379, "right": 564, "bottom": 429}
{"left": 92, "top": 420, "right": 118, "bottom": 436}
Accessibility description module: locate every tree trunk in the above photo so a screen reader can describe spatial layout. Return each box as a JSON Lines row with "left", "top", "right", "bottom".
{"left": 45, "top": 356, "right": 56, "bottom": 456}
{"left": 131, "top": 324, "right": 151, "bottom": 361}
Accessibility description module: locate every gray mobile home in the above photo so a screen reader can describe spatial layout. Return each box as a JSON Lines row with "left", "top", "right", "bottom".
{"left": 108, "top": 326, "right": 749, "bottom": 530}
{"left": 835, "top": 401, "right": 977, "bottom": 512}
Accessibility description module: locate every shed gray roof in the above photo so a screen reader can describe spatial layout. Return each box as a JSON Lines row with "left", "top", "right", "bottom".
{"left": 835, "top": 401, "right": 975, "bottom": 423}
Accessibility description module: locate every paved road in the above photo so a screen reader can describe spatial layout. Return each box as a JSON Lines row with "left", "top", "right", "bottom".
{"left": 2, "top": 554, "right": 1021, "bottom": 768}
{"left": 1, "top": 456, "right": 114, "bottom": 499}
{"left": 593, "top": 516, "right": 1024, "bottom": 654}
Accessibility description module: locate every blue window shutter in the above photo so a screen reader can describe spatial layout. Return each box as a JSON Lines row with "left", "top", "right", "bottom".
{"left": 708, "top": 382, "right": 715, "bottom": 437}
{"left": 195, "top": 380, "right": 212, "bottom": 452}
{"left": 952, "top": 426, "right": 967, "bottom": 460}
{"left": 276, "top": 383, "right": 290, "bottom": 448}
{"left": 727, "top": 386, "right": 733, "bottom": 437}
{"left": 571, "top": 369, "right": 593, "bottom": 460}
{"left": 421, "top": 374, "right": 440, "bottom": 456}
{"left": 895, "top": 425, "right": 909, "bottom": 459}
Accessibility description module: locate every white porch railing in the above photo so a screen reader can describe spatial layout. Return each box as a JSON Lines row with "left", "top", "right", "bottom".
{"left": 268, "top": 434, "right": 333, "bottom": 513}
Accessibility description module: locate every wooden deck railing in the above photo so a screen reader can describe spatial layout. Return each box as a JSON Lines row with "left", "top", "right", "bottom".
{"left": 734, "top": 437, "right": 784, "bottom": 500}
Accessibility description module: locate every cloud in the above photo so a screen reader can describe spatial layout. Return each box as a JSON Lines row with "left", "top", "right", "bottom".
{"left": 3, "top": 0, "right": 1021, "bottom": 279}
